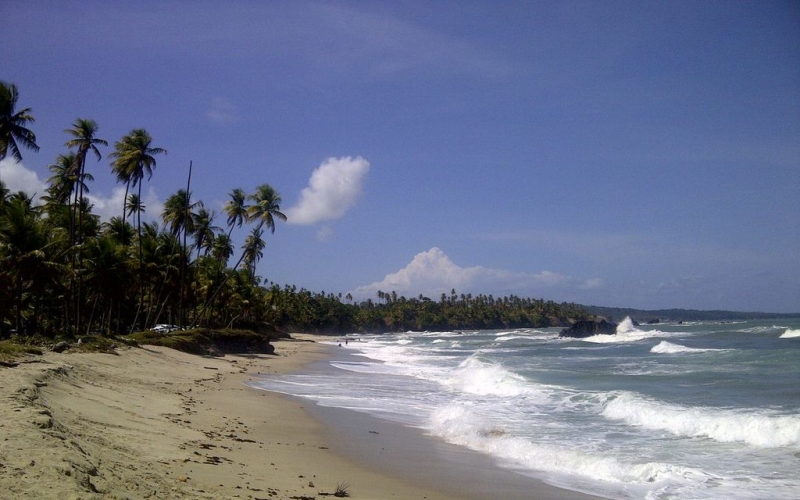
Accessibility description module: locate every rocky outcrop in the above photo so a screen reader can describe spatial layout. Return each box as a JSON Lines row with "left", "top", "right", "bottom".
{"left": 559, "top": 319, "right": 618, "bottom": 338}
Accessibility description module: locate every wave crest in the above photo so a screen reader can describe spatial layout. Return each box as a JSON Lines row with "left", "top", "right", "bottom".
{"left": 650, "top": 341, "right": 722, "bottom": 354}
{"left": 602, "top": 392, "right": 800, "bottom": 448}
{"left": 780, "top": 328, "right": 800, "bottom": 339}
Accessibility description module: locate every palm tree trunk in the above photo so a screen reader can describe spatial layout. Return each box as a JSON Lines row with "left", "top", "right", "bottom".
{"left": 131, "top": 182, "right": 144, "bottom": 333}
{"left": 179, "top": 161, "right": 192, "bottom": 328}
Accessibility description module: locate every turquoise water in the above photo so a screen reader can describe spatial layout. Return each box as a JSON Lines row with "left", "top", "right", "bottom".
{"left": 251, "top": 319, "right": 800, "bottom": 499}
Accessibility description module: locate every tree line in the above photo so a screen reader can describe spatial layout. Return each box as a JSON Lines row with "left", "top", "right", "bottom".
{"left": 0, "top": 81, "right": 286, "bottom": 337}
{"left": 266, "top": 285, "right": 592, "bottom": 334}
{"left": 1, "top": 81, "right": 590, "bottom": 338}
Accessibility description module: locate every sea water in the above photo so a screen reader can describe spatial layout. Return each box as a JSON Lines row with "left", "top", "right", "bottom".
{"left": 249, "top": 318, "right": 800, "bottom": 499}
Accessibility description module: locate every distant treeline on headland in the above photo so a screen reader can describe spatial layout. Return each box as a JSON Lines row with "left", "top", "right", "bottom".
{"left": 267, "top": 286, "right": 593, "bottom": 334}
{"left": 583, "top": 305, "right": 799, "bottom": 324}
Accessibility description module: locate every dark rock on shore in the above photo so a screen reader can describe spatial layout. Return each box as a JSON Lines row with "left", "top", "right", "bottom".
{"left": 559, "top": 319, "right": 618, "bottom": 338}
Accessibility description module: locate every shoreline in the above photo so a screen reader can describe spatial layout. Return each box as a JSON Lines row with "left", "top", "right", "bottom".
{"left": 0, "top": 334, "right": 603, "bottom": 499}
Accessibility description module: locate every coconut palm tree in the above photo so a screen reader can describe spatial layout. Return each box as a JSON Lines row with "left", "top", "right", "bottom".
{"left": 110, "top": 129, "right": 165, "bottom": 222}
{"left": 82, "top": 234, "right": 131, "bottom": 335}
{"left": 45, "top": 153, "right": 80, "bottom": 206}
{"left": 109, "top": 129, "right": 165, "bottom": 330}
{"left": 241, "top": 226, "right": 265, "bottom": 281}
{"left": 192, "top": 208, "right": 219, "bottom": 258}
{"left": 162, "top": 189, "right": 200, "bottom": 239}
{"left": 102, "top": 216, "right": 135, "bottom": 247}
{"left": 247, "top": 183, "right": 287, "bottom": 235}
{"left": 64, "top": 118, "right": 106, "bottom": 248}
{"left": 0, "top": 196, "right": 62, "bottom": 334}
{"left": 210, "top": 233, "right": 234, "bottom": 265}
{"left": 224, "top": 188, "right": 248, "bottom": 237}
{"left": 162, "top": 189, "right": 202, "bottom": 326}
{"left": 0, "top": 82, "right": 39, "bottom": 162}
{"left": 190, "top": 184, "right": 286, "bottom": 327}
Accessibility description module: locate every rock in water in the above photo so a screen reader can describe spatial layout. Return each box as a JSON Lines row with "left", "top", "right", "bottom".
{"left": 559, "top": 319, "right": 618, "bottom": 338}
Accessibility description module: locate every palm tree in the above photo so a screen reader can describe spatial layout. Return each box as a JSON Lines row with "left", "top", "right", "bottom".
{"left": 125, "top": 194, "right": 145, "bottom": 225}
{"left": 210, "top": 233, "right": 233, "bottom": 265}
{"left": 192, "top": 208, "right": 219, "bottom": 258}
{"left": 0, "top": 196, "right": 62, "bottom": 334}
{"left": 241, "top": 226, "right": 265, "bottom": 281}
{"left": 82, "top": 234, "right": 130, "bottom": 335}
{"left": 45, "top": 153, "right": 79, "bottom": 206}
{"left": 64, "top": 118, "right": 106, "bottom": 248}
{"left": 190, "top": 184, "right": 286, "bottom": 327}
{"left": 110, "top": 129, "right": 166, "bottom": 222}
{"left": 224, "top": 188, "right": 248, "bottom": 237}
{"left": 162, "top": 189, "right": 202, "bottom": 326}
{"left": 109, "top": 129, "right": 165, "bottom": 330}
{"left": 102, "top": 216, "right": 135, "bottom": 246}
{"left": 247, "top": 184, "right": 287, "bottom": 235}
{"left": 0, "top": 82, "right": 39, "bottom": 162}
{"left": 162, "top": 189, "right": 200, "bottom": 239}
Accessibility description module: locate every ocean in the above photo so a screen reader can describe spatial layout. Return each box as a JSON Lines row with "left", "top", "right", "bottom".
{"left": 250, "top": 318, "right": 800, "bottom": 499}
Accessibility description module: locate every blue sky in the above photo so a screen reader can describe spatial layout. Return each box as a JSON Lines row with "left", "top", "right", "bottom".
{"left": 2, "top": 1, "right": 798, "bottom": 312}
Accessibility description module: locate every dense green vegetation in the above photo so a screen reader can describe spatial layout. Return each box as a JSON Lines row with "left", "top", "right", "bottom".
{"left": 0, "top": 81, "right": 591, "bottom": 340}
{"left": 267, "top": 286, "right": 591, "bottom": 333}
{"left": 584, "top": 305, "right": 799, "bottom": 323}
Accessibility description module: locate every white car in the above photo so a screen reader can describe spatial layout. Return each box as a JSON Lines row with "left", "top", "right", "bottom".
{"left": 150, "top": 324, "right": 179, "bottom": 333}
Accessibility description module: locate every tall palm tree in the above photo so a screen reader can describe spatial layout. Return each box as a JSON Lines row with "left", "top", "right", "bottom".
{"left": 241, "top": 226, "right": 265, "bottom": 282}
{"left": 162, "top": 189, "right": 202, "bottom": 326}
{"left": 210, "top": 233, "right": 234, "bottom": 265}
{"left": 162, "top": 189, "right": 200, "bottom": 239}
{"left": 0, "top": 82, "right": 39, "bottom": 162}
{"left": 192, "top": 208, "right": 219, "bottom": 258}
{"left": 190, "top": 184, "right": 286, "bottom": 327}
{"left": 125, "top": 194, "right": 145, "bottom": 224}
{"left": 110, "top": 129, "right": 166, "bottom": 222}
{"left": 45, "top": 153, "right": 79, "bottom": 206}
{"left": 224, "top": 188, "right": 248, "bottom": 237}
{"left": 247, "top": 183, "right": 287, "bottom": 235}
{"left": 64, "top": 118, "right": 106, "bottom": 248}
{"left": 109, "top": 129, "right": 165, "bottom": 330}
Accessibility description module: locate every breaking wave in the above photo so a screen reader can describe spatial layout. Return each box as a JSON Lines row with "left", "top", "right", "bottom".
{"left": 779, "top": 328, "right": 800, "bottom": 339}
{"left": 650, "top": 341, "right": 723, "bottom": 354}
{"left": 602, "top": 392, "right": 800, "bottom": 448}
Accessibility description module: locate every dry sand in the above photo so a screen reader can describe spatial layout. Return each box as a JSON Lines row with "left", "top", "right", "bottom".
{"left": 0, "top": 335, "right": 602, "bottom": 499}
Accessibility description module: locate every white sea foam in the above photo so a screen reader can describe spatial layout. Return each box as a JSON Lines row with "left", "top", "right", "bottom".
{"left": 579, "top": 316, "right": 685, "bottom": 344}
{"left": 602, "top": 392, "right": 800, "bottom": 448}
{"left": 779, "top": 328, "right": 800, "bottom": 338}
{"left": 444, "top": 356, "right": 545, "bottom": 398}
{"left": 427, "top": 404, "right": 709, "bottom": 489}
{"left": 650, "top": 341, "right": 723, "bottom": 354}
{"left": 617, "top": 316, "right": 638, "bottom": 333}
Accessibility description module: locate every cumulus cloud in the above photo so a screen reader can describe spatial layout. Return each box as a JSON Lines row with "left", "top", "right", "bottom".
{"left": 0, "top": 158, "right": 48, "bottom": 202}
{"left": 0, "top": 158, "right": 162, "bottom": 222}
{"left": 86, "top": 186, "right": 164, "bottom": 223}
{"left": 285, "top": 156, "right": 370, "bottom": 225}
{"left": 206, "top": 96, "right": 236, "bottom": 123}
{"left": 351, "top": 247, "right": 600, "bottom": 300}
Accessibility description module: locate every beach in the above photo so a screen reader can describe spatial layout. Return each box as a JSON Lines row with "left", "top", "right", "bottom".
{"left": 0, "top": 334, "right": 599, "bottom": 500}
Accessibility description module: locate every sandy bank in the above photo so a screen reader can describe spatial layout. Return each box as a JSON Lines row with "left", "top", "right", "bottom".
{"left": 0, "top": 335, "right": 602, "bottom": 499}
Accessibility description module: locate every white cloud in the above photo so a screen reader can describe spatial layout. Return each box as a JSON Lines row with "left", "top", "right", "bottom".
{"left": 206, "top": 96, "right": 236, "bottom": 123}
{"left": 351, "top": 247, "right": 599, "bottom": 300}
{"left": 86, "top": 186, "right": 163, "bottom": 223}
{"left": 0, "top": 158, "right": 48, "bottom": 202}
{"left": 0, "top": 158, "right": 163, "bottom": 223}
{"left": 285, "top": 156, "right": 370, "bottom": 225}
